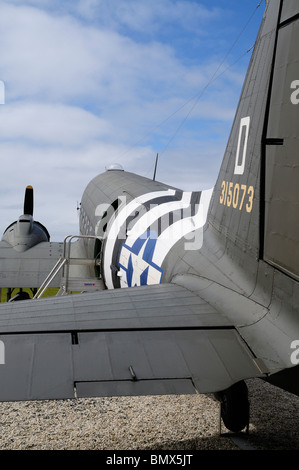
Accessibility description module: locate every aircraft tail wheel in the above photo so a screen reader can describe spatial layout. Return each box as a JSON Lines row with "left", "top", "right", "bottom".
{"left": 215, "top": 380, "right": 249, "bottom": 433}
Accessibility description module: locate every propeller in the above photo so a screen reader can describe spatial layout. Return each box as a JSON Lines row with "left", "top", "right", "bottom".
{"left": 1, "top": 185, "right": 50, "bottom": 251}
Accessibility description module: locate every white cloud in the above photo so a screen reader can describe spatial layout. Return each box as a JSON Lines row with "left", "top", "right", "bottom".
{"left": 0, "top": 4, "right": 108, "bottom": 101}
{"left": 0, "top": 2, "right": 228, "bottom": 105}
{"left": 0, "top": 103, "right": 112, "bottom": 145}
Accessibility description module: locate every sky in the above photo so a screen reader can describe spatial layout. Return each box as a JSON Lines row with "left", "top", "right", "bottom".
{"left": 0, "top": 0, "right": 265, "bottom": 241}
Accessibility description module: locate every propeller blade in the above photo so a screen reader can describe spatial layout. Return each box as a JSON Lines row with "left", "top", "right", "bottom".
{"left": 23, "top": 185, "right": 34, "bottom": 216}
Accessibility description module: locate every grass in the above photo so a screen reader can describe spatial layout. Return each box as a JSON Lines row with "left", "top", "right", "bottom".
{"left": 0, "top": 287, "right": 59, "bottom": 302}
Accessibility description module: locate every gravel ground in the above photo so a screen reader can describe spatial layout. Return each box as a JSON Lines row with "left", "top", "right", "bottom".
{"left": 0, "top": 378, "right": 298, "bottom": 450}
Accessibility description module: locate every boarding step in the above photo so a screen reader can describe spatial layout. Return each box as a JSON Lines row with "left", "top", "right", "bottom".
{"left": 57, "top": 277, "right": 105, "bottom": 295}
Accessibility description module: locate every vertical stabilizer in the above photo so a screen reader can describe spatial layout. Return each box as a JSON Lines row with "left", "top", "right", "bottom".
{"left": 208, "top": 0, "right": 299, "bottom": 281}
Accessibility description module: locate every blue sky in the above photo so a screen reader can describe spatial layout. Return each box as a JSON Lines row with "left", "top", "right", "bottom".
{"left": 0, "top": 0, "right": 265, "bottom": 241}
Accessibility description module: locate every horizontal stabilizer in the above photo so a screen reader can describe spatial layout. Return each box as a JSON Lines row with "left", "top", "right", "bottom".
{"left": 0, "top": 283, "right": 266, "bottom": 401}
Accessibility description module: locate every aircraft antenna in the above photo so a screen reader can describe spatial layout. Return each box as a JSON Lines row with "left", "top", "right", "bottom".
{"left": 153, "top": 153, "right": 159, "bottom": 181}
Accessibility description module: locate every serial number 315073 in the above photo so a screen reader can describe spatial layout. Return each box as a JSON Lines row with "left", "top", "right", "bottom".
{"left": 219, "top": 180, "right": 254, "bottom": 213}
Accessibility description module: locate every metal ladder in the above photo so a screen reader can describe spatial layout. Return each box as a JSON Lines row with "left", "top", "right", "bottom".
{"left": 33, "top": 235, "right": 104, "bottom": 299}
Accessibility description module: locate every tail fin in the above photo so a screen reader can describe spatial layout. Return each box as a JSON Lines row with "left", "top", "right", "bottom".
{"left": 208, "top": 0, "right": 299, "bottom": 281}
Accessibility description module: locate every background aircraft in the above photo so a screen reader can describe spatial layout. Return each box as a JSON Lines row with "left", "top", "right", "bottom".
{"left": 0, "top": 0, "right": 298, "bottom": 434}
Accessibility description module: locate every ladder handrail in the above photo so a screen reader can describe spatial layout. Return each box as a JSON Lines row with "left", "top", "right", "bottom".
{"left": 33, "top": 257, "right": 67, "bottom": 299}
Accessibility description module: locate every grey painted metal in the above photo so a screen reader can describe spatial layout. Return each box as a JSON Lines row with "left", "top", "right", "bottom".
{"left": 71, "top": 329, "right": 264, "bottom": 394}
{"left": 0, "top": 283, "right": 230, "bottom": 332}
{"left": 0, "top": 333, "right": 73, "bottom": 400}
{"left": 264, "top": 8, "right": 299, "bottom": 280}
{"left": 0, "top": 309, "right": 264, "bottom": 401}
{"left": 280, "top": 0, "right": 299, "bottom": 22}
{"left": 0, "top": 241, "right": 63, "bottom": 288}
{"left": 75, "top": 379, "right": 196, "bottom": 398}
{"left": 0, "top": 283, "right": 266, "bottom": 401}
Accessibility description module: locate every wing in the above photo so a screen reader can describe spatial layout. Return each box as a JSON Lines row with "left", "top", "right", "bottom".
{"left": 0, "top": 240, "right": 63, "bottom": 289}
{"left": 0, "top": 282, "right": 266, "bottom": 401}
